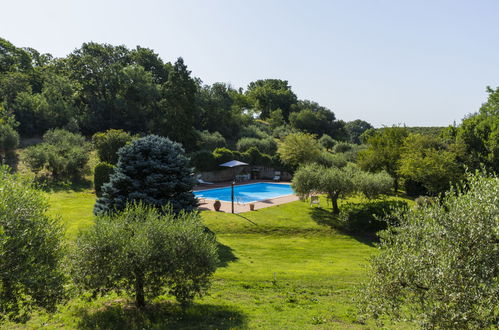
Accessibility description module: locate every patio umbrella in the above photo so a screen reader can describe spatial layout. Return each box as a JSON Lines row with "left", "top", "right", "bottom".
{"left": 219, "top": 160, "right": 249, "bottom": 213}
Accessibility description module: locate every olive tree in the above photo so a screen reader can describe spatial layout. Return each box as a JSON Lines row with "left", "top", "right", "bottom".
{"left": 0, "top": 166, "right": 65, "bottom": 320}
{"left": 358, "top": 172, "right": 499, "bottom": 328}
{"left": 71, "top": 203, "right": 219, "bottom": 308}
{"left": 292, "top": 163, "right": 392, "bottom": 213}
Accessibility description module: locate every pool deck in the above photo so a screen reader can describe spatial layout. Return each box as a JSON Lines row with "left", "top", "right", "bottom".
{"left": 195, "top": 180, "right": 300, "bottom": 213}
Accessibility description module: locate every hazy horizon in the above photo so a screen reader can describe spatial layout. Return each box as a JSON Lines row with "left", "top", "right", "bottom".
{"left": 2, "top": 0, "right": 498, "bottom": 127}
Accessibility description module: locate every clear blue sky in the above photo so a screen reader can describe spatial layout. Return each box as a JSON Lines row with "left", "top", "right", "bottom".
{"left": 2, "top": 0, "right": 498, "bottom": 127}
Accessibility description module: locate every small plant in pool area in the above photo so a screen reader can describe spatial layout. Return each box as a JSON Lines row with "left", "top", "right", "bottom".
{"left": 213, "top": 200, "right": 221, "bottom": 211}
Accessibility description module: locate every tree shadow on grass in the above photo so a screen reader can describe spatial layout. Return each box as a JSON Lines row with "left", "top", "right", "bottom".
{"left": 217, "top": 241, "right": 238, "bottom": 267}
{"left": 77, "top": 300, "right": 247, "bottom": 330}
{"left": 309, "top": 207, "right": 378, "bottom": 247}
{"left": 37, "top": 176, "right": 93, "bottom": 193}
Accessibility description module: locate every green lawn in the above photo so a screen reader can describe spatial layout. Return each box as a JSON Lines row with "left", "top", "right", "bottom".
{"left": 12, "top": 190, "right": 410, "bottom": 329}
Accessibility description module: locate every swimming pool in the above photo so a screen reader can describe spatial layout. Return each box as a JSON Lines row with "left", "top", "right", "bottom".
{"left": 194, "top": 183, "right": 294, "bottom": 204}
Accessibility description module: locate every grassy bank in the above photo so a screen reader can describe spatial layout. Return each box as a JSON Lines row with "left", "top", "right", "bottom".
{"left": 8, "top": 190, "right": 411, "bottom": 329}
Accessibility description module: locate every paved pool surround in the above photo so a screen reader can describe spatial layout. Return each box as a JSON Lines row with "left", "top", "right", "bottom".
{"left": 194, "top": 181, "right": 299, "bottom": 213}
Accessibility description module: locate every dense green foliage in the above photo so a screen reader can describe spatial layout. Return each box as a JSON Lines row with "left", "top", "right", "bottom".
{"left": 359, "top": 172, "right": 499, "bottom": 328}
{"left": 71, "top": 203, "right": 219, "bottom": 308}
{"left": 277, "top": 132, "right": 322, "bottom": 168}
{"left": 93, "top": 162, "right": 114, "bottom": 197}
{"left": 0, "top": 166, "right": 65, "bottom": 320}
{"left": 94, "top": 135, "right": 197, "bottom": 214}
{"left": 398, "top": 134, "right": 462, "bottom": 195}
{"left": 92, "top": 129, "right": 134, "bottom": 165}
{"left": 23, "top": 129, "right": 91, "bottom": 180}
{"left": 358, "top": 126, "right": 409, "bottom": 191}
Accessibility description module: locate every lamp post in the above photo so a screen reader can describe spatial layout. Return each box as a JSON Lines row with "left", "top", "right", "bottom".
{"left": 231, "top": 180, "right": 235, "bottom": 214}
{"left": 219, "top": 160, "right": 249, "bottom": 214}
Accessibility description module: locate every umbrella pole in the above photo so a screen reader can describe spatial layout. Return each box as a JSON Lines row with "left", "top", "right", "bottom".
{"left": 232, "top": 168, "right": 235, "bottom": 213}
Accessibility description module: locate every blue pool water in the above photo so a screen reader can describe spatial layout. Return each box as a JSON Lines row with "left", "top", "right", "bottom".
{"left": 194, "top": 183, "right": 294, "bottom": 203}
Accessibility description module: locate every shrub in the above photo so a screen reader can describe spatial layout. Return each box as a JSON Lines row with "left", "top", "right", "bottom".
{"left": 212, "top": 147, "right": 234, "bottom": 164}
{"left": 236, "top": 137, "right": 278, "bottom": 155}
{"left": 23, "top": 129, "right": 91, "bottom": 181}
{"left": 316, "top": 151, "right": 348, "bottom": 168}
{"left": 92, "top": 129, "right": 133, "bottom": 165}
{"left": 71, "top": 203, "right": 219, "bottom": 308}
{"left": 189, "top": 150, "right": 217, "bottom": 172}
{"left": 0, "top": 123, "right": 19, "bottom": 158}
{"left": 333, "top": 141, "right": 354, "bottom": 153}
{"left": 242, "top": 147, "right": 272, "bottom": 167}
{"left": 238, "top": 125, "right": 269, "bottom": 139}
{"left": 353, "top": 170, "right": 393, "bottom": 199}
{"left": 318, "top": 134, "right": 336, "bottom": 150}
{"left": 197, "top": 130, "right": 227, "bottom": 151}
{"left": 277, "top": 132, "right": 322, "bottom": 168}
{"left": 94, "top": 135, "right": 197, "bottom": 215}
{"left": 94, "top": 162, "right": 114, "bottom": 197}
{"left": 334, "top": 200, "right": 408, "bottom": 233}
{"left": 0, "top": 166, "right": 65, "bottom": 319}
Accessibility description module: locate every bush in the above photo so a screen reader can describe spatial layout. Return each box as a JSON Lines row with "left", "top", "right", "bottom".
{"left": 242, "top": 147, "right": 273, "bottom": 167}
{"left": 236, "top": 137, "right": 278, "bottom": 155}
{"left": 92, "top": 129, "right": 134, "bottom": 165}
{"left": 23, "top": 129, "right": 91, "bottom": 181}
{"left": 71, "top": 203, "right": 219, "bottom": 308}
{"left": 238, "top": 125, "right": 269, "bottom": 139}
{"left": 335, "top": 200, "right": 408, "bottom": 233}
{"left": 316, "top": 151, "right": 348, "bottom": 168}
{"left": 318, "top": 134, "right": 336, "bottom": 150}
{"left": 333, "top": 142, "right": 354, "bottom": 153}
{"left": 0, "top": 166, "right": 65, "bottom": 319}
{"left": 94, "top": 162, "right": 114, "bottom": 197}
{"left": 353, "top": 170, "right": 393, "bottom": 199}
{"left": 189, "top": 150, "right": 217, "bottom": 172}
{"left": 0, "top": 123, "right": 19, "bottom": 157}
{"left": 212, "top": 147, "right": 234, "bottom": 164}
{"left": 94, "top": 135, "right": 197, "bottom": 215}
{"left": 197, "top": 130, "right": 227, "bottom": 151}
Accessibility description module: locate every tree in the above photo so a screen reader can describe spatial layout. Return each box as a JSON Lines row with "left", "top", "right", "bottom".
{"left": 71, "top": 203, "right": 219, "bottom": 308}
{"left": 152, "top": 58, "right": 198, "bottom": 150}
{"left": 236, "top": 137, "right": 278, "bottom": 155}
{"left": 358, "top": 126, "right": 409, "bottom": 192}
{"left": 277, "top": 132, "right": 322, "bottom": 169}
{"left": 292, "top": 163, "right": 392, "bottom": 213}
{"left": 398, "top": 134, "right": 462, "bottom": 196}
{"left": 358, "top": 172, "right": 499, "bottom": 328}
{"left": 344, "top": 119, "right": 373, "bottom": 144}
{"left": 246, "top": 79, "right": 297, "bottom": 119}
{"left": 197, "top": 130, "right": 227, "bottom": 151}
{"left": 23, "top": 129, "right": 91, "bottom": 181}
{"left": 0, "top": 166, "right": 65, "bottom": 319}
{"left": 94, "top": 135, "right": 197, "bottom": 215}
{"left": 0, "top": 123, "right": 19, "bottom": 161}
{"left": 92, "top": 129, "right": 134, "bottom": 165}
{"left": 455, "top": 86, "right": 499, "bottom": 172}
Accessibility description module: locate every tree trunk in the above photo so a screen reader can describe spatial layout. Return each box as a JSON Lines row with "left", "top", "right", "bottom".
{"left": 135, "top": 273, "right": 145, "bottom": 308}
{"left": 331, "top": 195, "right": 340, "bottom": 214}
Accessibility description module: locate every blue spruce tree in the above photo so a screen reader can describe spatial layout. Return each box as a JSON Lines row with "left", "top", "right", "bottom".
{"left": 94, "top": 135, "right": 197, "bottom": 215}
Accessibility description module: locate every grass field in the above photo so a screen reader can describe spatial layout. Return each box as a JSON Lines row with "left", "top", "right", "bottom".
{"left": 9, "top": 189, "right": 411, "bottom": 329}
